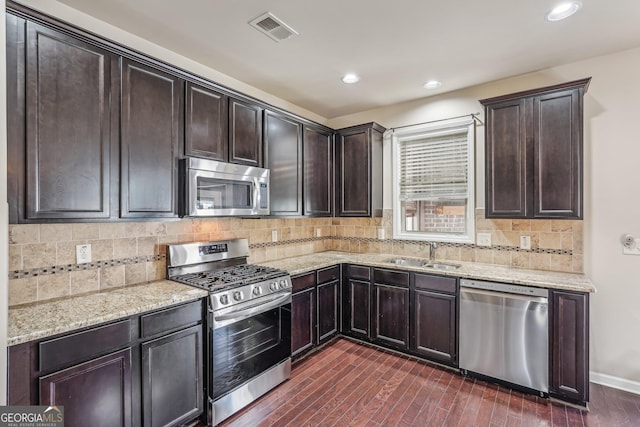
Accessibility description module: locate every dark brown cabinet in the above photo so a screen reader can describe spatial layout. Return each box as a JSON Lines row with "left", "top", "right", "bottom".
{"left": 185, "top": 82, "right": 228, "bottom": 161}
{"left": 316, "top": 267, "right": 340, "bottom": 343}
{"left": 8, "top": 300, "right": 204, "bottom": 426}
{"left": 291, "top": 272, "right": 316, "bottom": 356}
{"left": 141, "top": 325, "right": 203, "bottom": 427}
{"left": 11, "top": 20, "right": 119, "bottom": 221}
{"left": 40, "top": 348, "right": 133, "bottom": 427}
{"left": 481, "top": 78, "right": 590, "bottom": 219}
{"left": 550, "top": 290, "right": 589, "bottom": 405}
{"left": 412, "top": 273, "right": 458, "bottom": 365}
{"left": 229, "top": 97, "right": 263, "bottom": 167}
{"left": 336, "top": 123, "right": 385, "bottom": 217}
{"left": 121, "top": 59, "right": 183, "bottom": 218}
{"left": 303, "top": 125, "right": 334, "bottom": 216}
{"left": 342, "top": 265, "right": 372, "bottom": 339}
{"left": 264, "top": 111, "right": 303, "bottom": 216}
{"left": 372, "top": 269, "right": 410, "bottom": 350}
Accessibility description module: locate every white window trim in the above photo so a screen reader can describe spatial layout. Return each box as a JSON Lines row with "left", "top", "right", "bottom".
{"left": 391, "top": 118, "right": 475, "bottom": 244}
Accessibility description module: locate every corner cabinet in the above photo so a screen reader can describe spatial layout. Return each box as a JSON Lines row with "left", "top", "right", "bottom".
{"left": 120, "top": 59, "right": 183, "bottom": 218}
{"left": 481, "top": 78, "right": 590, "bottom": 219}
{"left": 550, "top": 290, "right": 589, "bottom": 405}
{"left": 336, "top": 123, "right": 385, "bottom": 217}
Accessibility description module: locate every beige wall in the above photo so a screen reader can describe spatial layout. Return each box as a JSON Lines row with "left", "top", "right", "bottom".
{"left": 1, "top": 0, "right": 8, "bottom": 405}
{"left": 328, "top": 47, "right": 640, "bottom": 390}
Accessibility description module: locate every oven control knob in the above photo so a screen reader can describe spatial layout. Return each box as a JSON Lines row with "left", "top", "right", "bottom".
{"left": 252, "top": 286, "right": 262, "bottom": 296}
{"left": 219, "top": 294, "right": 229, "bottom": 305}
{"left": 269, "top": 282, "right": 278, "bottom": 291}
{"left": 233, "top": 291, "right": 243, "bottom": 301}
{"left": 279, "top": 279, "right": 287, "bottom": 289}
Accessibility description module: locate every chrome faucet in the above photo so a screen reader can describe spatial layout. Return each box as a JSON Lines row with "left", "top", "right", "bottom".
{"left": 428, "top": 242, "right": 438, "bottom": 261}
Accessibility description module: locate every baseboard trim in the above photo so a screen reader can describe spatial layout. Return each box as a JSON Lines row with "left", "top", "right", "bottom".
{"left": 591, "top": 372, "right": 640, "bottom": 395}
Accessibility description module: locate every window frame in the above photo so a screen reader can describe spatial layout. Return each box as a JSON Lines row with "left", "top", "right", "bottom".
{"left": 391, "top": 118, "right": 475, "bottom": 243}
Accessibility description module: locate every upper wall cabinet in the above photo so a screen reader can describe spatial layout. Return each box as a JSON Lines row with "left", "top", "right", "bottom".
{"left": 303, "top": 125, "right": 334, "bottom": 216}
{"left": 481, "top": 78, "right": 591, "bottom": 219}
{"left": 184, "top": 82, "right": 228, "bottom": 161}
{"left": 120, "top": 59, "right": 183, "bottom": 218}
{"left": 229, "top": 98, "right": 263, "bottom": 167}
{"left": 336, "top": 123, "right": 385, "bottom": 217}
{"left": 264, "top": 110, "right": 303, "bottom": 216}
{"left": 8, "top": 19, "right": 120, "bottom": 222}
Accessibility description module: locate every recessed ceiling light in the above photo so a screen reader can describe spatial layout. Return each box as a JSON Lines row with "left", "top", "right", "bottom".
{"left": 546, "top": 1, "right": 582, "bottom": 21}
{"left": 423, "top": 80, "right": 442, "bottom": 89}
{"left": 341, "top": 73, "right": 360, "bottom": 84}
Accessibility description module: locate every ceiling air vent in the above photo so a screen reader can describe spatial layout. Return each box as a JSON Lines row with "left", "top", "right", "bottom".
{"left": 249, "top": 12, "right": 299, "bottom": 42}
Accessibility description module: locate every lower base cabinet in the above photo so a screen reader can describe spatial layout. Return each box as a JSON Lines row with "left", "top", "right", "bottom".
{"left": 373, "top": 283, "right": 409, "bottom": 349}
{"left": 141, "top": 325, "right": 203, "bottom": 427}
{"left": 8, "top": 300, "right": 204, "bottom": 427}
{"left": 317, "top": 279, "right": 339, "bottom": 343}
{"left": 40, "top": 348, "right": 133, "bottom": 427}
{"left": 413, "top": 290, "right": 457, "bottom": 364}
{"left": 291, "top": 287, "right": 315, "bottom": 356}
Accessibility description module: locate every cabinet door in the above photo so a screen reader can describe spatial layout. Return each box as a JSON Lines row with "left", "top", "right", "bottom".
{"left": 292, "top": 287, "right": 315, "bottom": 356}
{"left": 533, "top": 89, "right": 583, "bottom": 218}
{"left": 303, "top": 126, "right": 333, "bottom": 216}
{"left": 264, "top": 111, "right": 303, "bottom": 216}
{"left": 413, "top": 290, "right": 457, "bottom": 365}
{"left": 229, "top": 98, "right": 262, "bottom": 166}
{"left": 24, "top": 22, "right": 118, "bottom": 220}
{"left": 317, "top": 279, "right": 339, "bottom": 343}
{"left": 185, "top": 82, "right": 228, "bottom": 161}
{"left": 141, "top": 325, "right": 203, "bottom": 427}
{"left": 121, "top": 59, "right": 182, "bottom": 218}
{"left": 550, "top": 290, "right": 589, "bottom": 405}
{"left": 373, "top": 284, "right": 409, "bottom": 349}
{"left": 345, "top": 279, "right": 370, "bottom": 338}
{"left": 40, "top": 348, "right": 132, "bottom": 427}
{"left": 338, "top": 129, "right": 371, "bottom": 216}
{"left": 484, "top": 98, "right": 530, "bottom": 218}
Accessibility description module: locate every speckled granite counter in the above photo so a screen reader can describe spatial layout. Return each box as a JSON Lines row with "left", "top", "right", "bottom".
{"left": 8, "top": 280, "right": 208, "bottom": 346}
{"left": 261, "top": 251, "right": 596, "bottom": 293}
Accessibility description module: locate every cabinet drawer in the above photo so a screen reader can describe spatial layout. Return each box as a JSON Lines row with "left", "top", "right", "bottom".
{"left": 141, "top": 300, "right": 202, "bottom": 339}
{"left": 39, "top": 319, "right": 133, "bottom": 372}
{"left": 414, "top": 273, "right": 457, "bottom": 294}
{"left": 317, "top": 266, "right": 340, "bottom": 284}
{"left": 373, "top": 268, "right": 409, "bottom": 287}
{"left": 347, "top": 265, "right": 370, "bottom": 281}
{"left": 292, "top": 272, "right": 316, "bottom": 292}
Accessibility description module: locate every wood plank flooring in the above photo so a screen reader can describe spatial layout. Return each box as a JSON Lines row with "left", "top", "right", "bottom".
{"left": 212, "top": 338, "right": 640, "bottom": 427}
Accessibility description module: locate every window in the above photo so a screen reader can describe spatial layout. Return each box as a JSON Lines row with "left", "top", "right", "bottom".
{"left": 392, "top": 118, "right": 475, "bottom": 243}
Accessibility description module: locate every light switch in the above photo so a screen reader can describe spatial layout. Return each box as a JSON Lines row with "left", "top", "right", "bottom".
{"left": 520, "top": 236, "right": 531, "bottom": 250}
{"left": 271, "top": 230, "right": 278, "bottom": 242}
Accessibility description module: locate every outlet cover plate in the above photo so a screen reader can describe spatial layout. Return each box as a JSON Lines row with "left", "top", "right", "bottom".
{"left": 477, "top": 233, "right": 492, "bottom": 247}
{"left": 520, "top": 235, "right": 531, "bottom": 250}
{"left": 76, "top": 244, "right": 92, "bottom": 264}
{"left": 271, "top": 230, "right": 278, "bottom": 242}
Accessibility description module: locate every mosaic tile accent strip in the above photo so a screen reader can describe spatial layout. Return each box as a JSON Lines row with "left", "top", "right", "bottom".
{"left": 249, "top": 236, "right": 329, "bottom": 249}
{"left": 9, "top": 254, "right": 165, "bottom": 280}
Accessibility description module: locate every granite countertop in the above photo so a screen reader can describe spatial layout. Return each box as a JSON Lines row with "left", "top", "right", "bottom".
{"left": 261, "top": 251, "right": 596, "bottom": 293}
{"left": 8, "top": 280, "right": 208, "bottom": 346}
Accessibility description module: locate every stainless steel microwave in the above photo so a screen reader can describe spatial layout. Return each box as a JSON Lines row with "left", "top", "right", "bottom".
{"left": 180, "top": 158, "right": 270, "bottom": 217}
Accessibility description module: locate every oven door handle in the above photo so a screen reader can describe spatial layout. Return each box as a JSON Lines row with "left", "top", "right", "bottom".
{"left": 213, "top": 293, "right": 291, "bottom": 323}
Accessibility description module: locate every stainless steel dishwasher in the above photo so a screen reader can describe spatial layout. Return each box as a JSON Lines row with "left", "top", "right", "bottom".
{"left": 459, "top": 279, "right": 549, "bottom": 395}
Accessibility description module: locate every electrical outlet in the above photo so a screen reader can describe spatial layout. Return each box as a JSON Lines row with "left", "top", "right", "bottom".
{"left": 76, "top": 244, "right": 92, "bottom": 264}
{"left": 271, "top": 230, "right": 278, "bottom": 242}
{"left": 315, "top": 228, "right": 322, "bottom": 238}
{"left": 623, "top": 238, "right": 640, "bottom": 255}
{"left": 520, "top": 235, "right": 531, "bottom": 250}
{"left": 377, "top": 228, "right": 385, "bottom": 240}
{"left": 477, "top": 233, "right": 492, "bottom": 247}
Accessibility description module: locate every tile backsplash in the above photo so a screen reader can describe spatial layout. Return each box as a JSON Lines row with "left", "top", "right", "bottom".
{"left": 8, "top": 210, "right": 583, "bottom": 307}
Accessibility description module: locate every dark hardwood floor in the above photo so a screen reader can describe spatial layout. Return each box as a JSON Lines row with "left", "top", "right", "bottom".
{"left": 210, "top": 338, "right": 640, "bottom": 427}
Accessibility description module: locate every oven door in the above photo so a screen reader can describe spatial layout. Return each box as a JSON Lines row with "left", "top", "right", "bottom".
{"left": 210, "top": 292, "right": 291, "bottom": 400}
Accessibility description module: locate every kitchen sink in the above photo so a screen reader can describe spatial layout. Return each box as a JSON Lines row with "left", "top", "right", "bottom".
{"left": 385, "top": 258, "right": 461, "bottom": 270}
{"left": 422, "top": 262, "right": 461, "bottom": 271}
{"left": 386, "top": 258, "right": 424, "bottom": 267}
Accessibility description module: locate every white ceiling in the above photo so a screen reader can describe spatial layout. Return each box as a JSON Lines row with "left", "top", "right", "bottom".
{"left": 57, "top": 0, "right": 640, "bottom": 119}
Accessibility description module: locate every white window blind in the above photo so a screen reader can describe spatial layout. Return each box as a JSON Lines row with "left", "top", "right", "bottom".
{"left": 398, "top": 128, "right": 469, "bottom": 201}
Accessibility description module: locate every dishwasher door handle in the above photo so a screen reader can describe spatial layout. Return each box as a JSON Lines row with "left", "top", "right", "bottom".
{"left": 461, "top": 287, "right": 548, "bottom": 305}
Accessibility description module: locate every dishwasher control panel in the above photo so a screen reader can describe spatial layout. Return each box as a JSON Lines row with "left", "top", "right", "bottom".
{"left": 460, "top": 279, "right": 548, "bottom": 298}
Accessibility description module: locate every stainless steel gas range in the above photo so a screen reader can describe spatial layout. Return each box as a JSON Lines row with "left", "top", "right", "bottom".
{"left": 167, "top": 239, "right": 292, "bottom": 426}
